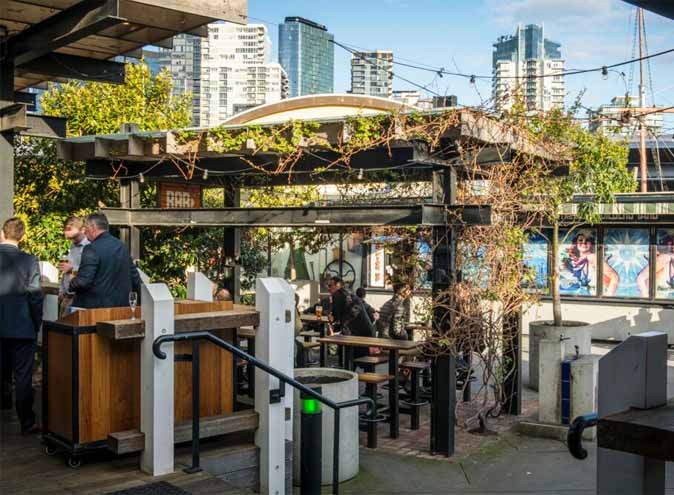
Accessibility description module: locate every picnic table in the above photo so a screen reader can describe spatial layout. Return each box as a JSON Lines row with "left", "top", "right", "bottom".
{"left": 318, "top": 334, "right": 419, "bottom": 439}
{"left": 300, "top": 314, "right": 330, "bottom": 366}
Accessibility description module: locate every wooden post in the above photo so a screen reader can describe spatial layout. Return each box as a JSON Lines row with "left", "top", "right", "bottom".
{"left": 0, "top": 59, "right": 15, "bottom": 222}
{"left": 255, "top": 278, "right": 294, "bottom": 495}
{"left": 119, "top": 179, "right": 141, "bottom": 260}
{"left": 140, "top": 283, "right": 175, "bottom": 476}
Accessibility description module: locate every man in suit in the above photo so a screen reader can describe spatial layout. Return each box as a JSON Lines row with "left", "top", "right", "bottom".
{"left": 69, "top": 213, "right": 141, "bottom": 308}
{"left": 0, "top": 217, "right": 43, "bottom": 434}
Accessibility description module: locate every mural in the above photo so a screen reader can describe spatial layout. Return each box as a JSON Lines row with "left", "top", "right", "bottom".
{"left": 559, "top": 228, "right": 599, "bottom": 296}
{"left": 523, "top": 231, "right": 549, "bottom": 291}
{"left": 654, "top": 229, "right": 674, "bottom": 299}
{"left": 604, "top": 228, "right": 649, "bottom": 298}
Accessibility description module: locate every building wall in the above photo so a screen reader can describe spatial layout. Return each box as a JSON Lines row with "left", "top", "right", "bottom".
{"left": 492, "top": 24, "right": 565, "bottom": 111}
{"left": 351, "top": 51, "right": 393, "bottom": 98}
{"left": 588, "top": 95, "right": 664, "bottom": 138}
{"left": 279, "top": 17, "right": 334, "bottom": 97}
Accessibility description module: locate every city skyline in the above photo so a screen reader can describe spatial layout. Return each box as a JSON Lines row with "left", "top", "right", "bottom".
{"left": 249, "top": 0, "right": 674, "bottom": 128}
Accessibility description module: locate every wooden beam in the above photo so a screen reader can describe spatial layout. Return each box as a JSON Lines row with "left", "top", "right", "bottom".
{"left": 9, "top": 0, "right": 125, "bottom": 66}
{"left": 108, "top": 409, "right": 259, "bottom": 454}
{"left": 18, "top": 53, "right": 125, "bottom": 84}
{"left": 101, "top": 204, "right": 492, "bottom": 228}
{"left": 13, "top": 91, "right": 36, "bottom": 111}
{"left": 22, "top": 114, "right": 67, "bottom": 139}
{"left": 128, "top": 0, "right": 247, "bottom": 24}
{"left": 97, "top": 319, "right": 146, "bottom": 340}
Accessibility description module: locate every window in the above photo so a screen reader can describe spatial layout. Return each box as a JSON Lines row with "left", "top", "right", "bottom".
{"left": 523, "top": 231, "right": 549, "bottom": 292}
{"left": 559, "top": 228, "right": 598, "bottom": 296}
{"left": 655, "top": 228, "right": 674, "bottom": 299}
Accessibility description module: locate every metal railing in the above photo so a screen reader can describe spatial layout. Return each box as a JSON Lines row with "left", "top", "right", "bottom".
{"left": 567, "top": 413, "right": 598, "bottom": 460}
{"left": 153, "top": 330, "right": 377, "bottom": 495}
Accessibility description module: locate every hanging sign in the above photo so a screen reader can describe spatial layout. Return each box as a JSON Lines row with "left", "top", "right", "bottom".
{"left": 159, "top": 183, "right": 202, "bottom": 208}
{"left": 369, "top": 243, "right": 386, "bottom": 288}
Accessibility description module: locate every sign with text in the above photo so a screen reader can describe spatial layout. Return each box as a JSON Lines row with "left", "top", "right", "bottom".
{"left": 159, "top": 183, "right": 202, "bottom": 208}
{"left": 369, "top": 243, "right": 386, "bottom": 288}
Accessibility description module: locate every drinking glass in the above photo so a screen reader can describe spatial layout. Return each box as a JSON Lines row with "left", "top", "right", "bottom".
{"left": 129, "top": 291, "right": 138, "bottom": 320}
{"left": 315, "top": 305, "right": 323, "bottom": 318}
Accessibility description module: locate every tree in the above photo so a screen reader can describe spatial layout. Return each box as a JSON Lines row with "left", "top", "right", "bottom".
{"left": 524, "top": 107, "right": 635, "bottom": 325}
{"left": 15, "top": 61, "right": 192, "bottom": 267}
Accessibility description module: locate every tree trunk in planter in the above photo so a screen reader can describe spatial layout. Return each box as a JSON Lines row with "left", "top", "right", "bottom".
{"left": 528, "top": 320, "right": 591, "bottom": 391}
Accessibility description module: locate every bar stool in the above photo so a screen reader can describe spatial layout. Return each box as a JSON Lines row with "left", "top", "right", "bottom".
{"left": 296, "top": 338, "right": 321, "bottom": 367}
{"left": 353, "top": 354, "right": 389, "bottom": 372}
{"left": 358, "top": 372, "right": 392, "bottom": 448}
{"left": 399, "top": 360, "right": 430, "bottom": 430}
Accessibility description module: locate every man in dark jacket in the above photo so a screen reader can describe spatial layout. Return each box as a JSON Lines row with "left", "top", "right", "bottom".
{"left": 0, "top": 217, "right": 43, "bottom": 434}
{"left": 70, "top": 213, "right": 141, "bottom": 308}
{"left": 327, "top": 277, "right": 375, "bottom": 360}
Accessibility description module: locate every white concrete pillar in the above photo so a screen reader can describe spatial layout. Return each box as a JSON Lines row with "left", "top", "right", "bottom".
{"left": 140, "top": 283, "right": 175, "bottom": 476}
{"left": 255, "top": 278, "right": 295, "bottom": 495}
{"left": 137, "top": 267, "right": 151, "bottom": 285}
{"left": 39, "top": 261, "right": 59, "bottom": 322}
{"left": 187, "top": 271, "right": 214, "bottom": 301}
{"left": 538, "top": 339, "right": 565, "bottom": 424}
{"left": 570, "top": 355, "right": 598, "bottom": 440}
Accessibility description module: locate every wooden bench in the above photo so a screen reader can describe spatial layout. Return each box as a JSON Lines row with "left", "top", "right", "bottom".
{"left": 353, "top": 355, "right": 389, "bottom": 372}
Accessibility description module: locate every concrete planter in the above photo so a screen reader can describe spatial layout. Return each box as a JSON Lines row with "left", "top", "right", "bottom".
{"left": 292, "top": 368, "right": 359, "bottom": 486}
{"left": 528, "top": 320, "right": 591, "bottom": 391}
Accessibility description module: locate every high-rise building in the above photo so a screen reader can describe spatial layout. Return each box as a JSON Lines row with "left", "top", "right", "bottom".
{"left": 160, "top": 23, "right": 287, "bottom": 127}
{"left": 492, "top": 24, "right": 565, "bottom": 111}
{"left": 159, "top": 34, "right": 203, "bottom": 125}
{"left": 588, "top": 96, "right": 664, "bottom": 139}
{"left": 392, "top": 90, "right": 421, "bottom": 107}
{"left": 351, "top": 50, "right": 393, "bottom": 98}
{"left": 279, "top": 17, "right": 334, "bottom": 97}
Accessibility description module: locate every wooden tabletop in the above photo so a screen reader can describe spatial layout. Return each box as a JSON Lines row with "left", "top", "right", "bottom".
{"left": 299, "top": 330, "right": 320, "bottom": 337}
{"left": 318, "top": 334, "right": 419, "bottom": 351}
{"left": 300, "top": 314, "right": 330, "bottom": 323}
{"left": 597, "top": 400, "right": 674, "bottom": 461}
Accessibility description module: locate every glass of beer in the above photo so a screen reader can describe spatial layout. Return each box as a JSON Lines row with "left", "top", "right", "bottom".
{"left": 129, "top": 291, "right": 138, "bottom": 320}
{"left": 315, "top": 305, "right": 323, "bottom": 318}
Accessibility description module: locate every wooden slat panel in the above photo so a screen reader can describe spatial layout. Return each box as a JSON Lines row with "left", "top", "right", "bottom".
{"left": 47, "top": 330, "right": 72, "bottom": 441}
{"left": 108, "top": 409, "right": 259, "bottom": 454}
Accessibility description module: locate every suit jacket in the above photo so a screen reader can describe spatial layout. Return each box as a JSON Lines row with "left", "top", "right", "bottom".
{"left": 70, "top": 232, "right": 141, "bottom": 309}
{"left": 0, "top": 244, "right": 44, "bottom": 339}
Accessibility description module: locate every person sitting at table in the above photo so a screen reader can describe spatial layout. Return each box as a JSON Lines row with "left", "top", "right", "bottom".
{"left": 328, "top": 276, "right": 375, "bottom": 359}
{"left": 355, "top": 287, "right": 377, "bottom": 323}
{"left": 376, "top": 283, "right": 411, "bottom": 340}
{"left": 69, "top": 213, "right": 141, "bottom": 309}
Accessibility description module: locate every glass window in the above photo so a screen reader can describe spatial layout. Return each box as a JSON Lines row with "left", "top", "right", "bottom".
{"left": 654, "top": 229, "right": 674, "bottom": 299}
{"left": 603, "top": 228, "right": 650, "bottom": 297}
{"left": 559, "top": 228, "right": 598, "bottom": 296}
{"left": 523, "top": 231, "right": 548, "bottom": 292}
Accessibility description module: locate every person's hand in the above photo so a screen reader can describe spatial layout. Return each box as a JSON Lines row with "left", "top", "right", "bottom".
{"left": 374, "top": 311, "right": 380, "bottom": 321}
{"left": 58, "top": 261, "right": 73, "bottom": 273}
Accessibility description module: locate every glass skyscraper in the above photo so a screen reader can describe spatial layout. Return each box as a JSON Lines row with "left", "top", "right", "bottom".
{"left": 279, "top": 17, "right": 334, "bottom": 97}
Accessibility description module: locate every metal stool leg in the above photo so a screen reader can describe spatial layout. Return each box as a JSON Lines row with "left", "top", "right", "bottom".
{"left": 411, "top": 369, "right": 420, "bottom": 430}
{"left": 366, "top": 383, "right": 378, "bottom": 449}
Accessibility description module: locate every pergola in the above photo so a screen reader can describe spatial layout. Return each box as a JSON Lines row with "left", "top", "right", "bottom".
{"left": 56, "top": 106, "right": 560, "bottom": 455}
{"left": 0, "top": 0, "right": 247, "bottom": 221}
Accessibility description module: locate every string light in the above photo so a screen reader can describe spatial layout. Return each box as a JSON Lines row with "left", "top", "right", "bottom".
{"left": 602, "top": 66, "right": 609, "bottom": 80}
{"left": 358, "top": 168, "right": 364, "bottom": 180}
{"left": 139, "top": 172, "right": 144, "bottom": 183}
{"left": 469, "top": 75, "right": 476, "bottom": 85}
{"left": 202, "top": 169, "right": 209, "bottom": 180}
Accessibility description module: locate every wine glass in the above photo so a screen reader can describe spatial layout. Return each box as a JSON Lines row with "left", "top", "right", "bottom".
{"left": 129, "top": 291, "right": 138, "bottom": 320}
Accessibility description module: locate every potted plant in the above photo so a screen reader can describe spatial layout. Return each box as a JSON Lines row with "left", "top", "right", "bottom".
{"left": 524, "top": 108, "right": 635, "bottom": 390}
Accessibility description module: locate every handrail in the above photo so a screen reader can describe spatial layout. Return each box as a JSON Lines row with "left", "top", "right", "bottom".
{"left": 153, "top": 330, "right": 376, "bottom": 495}
{"left": 567, "top": 413, "right": 598, "bottom": 460}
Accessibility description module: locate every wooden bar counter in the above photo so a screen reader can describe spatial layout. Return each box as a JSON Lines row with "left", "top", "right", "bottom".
{"left": 42, "top": 301, "right": 259, "bottom": 455}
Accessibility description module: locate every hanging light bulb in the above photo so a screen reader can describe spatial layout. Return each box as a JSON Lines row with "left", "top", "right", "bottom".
{"left": 139, "top": 172, "right": 145, "bottom": 184}
{"left": 357, "top": 168, "right": 364, "bottom": 180}
{"left": 437, "top": 67, "right": 444, "bottom": 79}
{"left": 202, "top": 168, "right": 209, "bottom": 180}
{"left": 601, "top": 66, "right": 609, "bottom": 80}
{"left": 469, "top": 75, "right": 476, "bottom": 85}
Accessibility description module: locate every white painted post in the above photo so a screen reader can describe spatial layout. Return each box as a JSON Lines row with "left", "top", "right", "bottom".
{"left": 39, "top": 261, "right": 59, "bottom": 323}
{"left": 187, "top": 271, "right": 214, "bottom": 301}
{"left": 137, "top": 267, "right": 151, "bottom": 285}
{"left": 538, "top": 339, "right": 565, "bottom": 424}
{"left": 570, "top": 355, "right": 599, "bottom": 440}
{"left": 255, "top": 278, "right": 295, "bottom": 495}
{"left": 140, "top": 283, "right": 175, "bottom": 476}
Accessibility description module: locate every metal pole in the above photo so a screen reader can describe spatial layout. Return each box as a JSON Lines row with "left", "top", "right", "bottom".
{"left": 300, "top": 390, "right": 322, "bottom": 495}
{"left": 185, "top": 340, "right": 202, "bottom": 473}
{"left": 638, "top": 7, "right": 648, "bottom": 193}
{"left": 332, "top": 409, "right": 340, "bottom": 495}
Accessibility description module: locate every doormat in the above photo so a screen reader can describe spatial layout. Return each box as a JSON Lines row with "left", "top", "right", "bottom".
{"left": 104, "top": 481, "right": 191, "bottom": 495}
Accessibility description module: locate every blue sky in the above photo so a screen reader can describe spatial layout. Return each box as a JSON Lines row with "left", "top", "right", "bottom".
{"left": 249, "top": 0, "right": 674, "bottom": 129}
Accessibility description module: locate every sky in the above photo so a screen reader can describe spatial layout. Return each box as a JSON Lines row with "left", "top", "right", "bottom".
{"left": 248, "top": 0, "right": 674, "bottom": 130}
